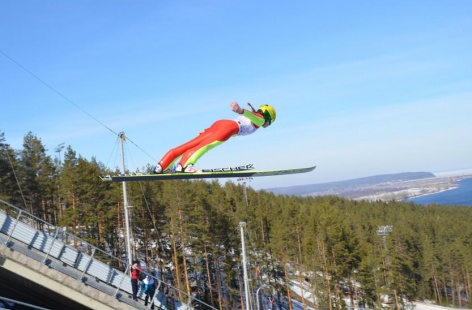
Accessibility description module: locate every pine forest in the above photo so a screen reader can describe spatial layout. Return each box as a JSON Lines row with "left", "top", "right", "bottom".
{"left": 1, "top": 131, "right": 471, "bottom": 309}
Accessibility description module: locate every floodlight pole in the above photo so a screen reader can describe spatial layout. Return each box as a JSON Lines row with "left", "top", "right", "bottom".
{"left": 377, "top": 224, "right": 393, "bottom": 303}
{"left": 119, "top": 132, "right": 133, "bottom": 269}
{"left": 377, "top": 225, "right": 393, "bottom": 251}
{"left": 54, "top": 142, "right": 65, "bottom": 164}
{"left": 238, "top": 177, "right": 253, "bottom": 208}
{"left": 240, "top": 222, "right": 251, "bottom": 310}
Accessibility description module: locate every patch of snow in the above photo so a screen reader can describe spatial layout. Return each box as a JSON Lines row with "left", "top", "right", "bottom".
{"left": 414, "top": 301, "right": 467, "bottom": 310}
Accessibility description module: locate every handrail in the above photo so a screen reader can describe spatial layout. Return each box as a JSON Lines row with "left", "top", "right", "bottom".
{"left": 0, "top": 296, "right": 51, "bottom": 310}
{"left": 0, "top": 199, "right": 218, "bottom": 310}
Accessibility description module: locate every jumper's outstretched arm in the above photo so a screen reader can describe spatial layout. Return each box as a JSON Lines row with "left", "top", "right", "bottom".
{"left": 230, "top": 102, "right": 243, "bottom": 114}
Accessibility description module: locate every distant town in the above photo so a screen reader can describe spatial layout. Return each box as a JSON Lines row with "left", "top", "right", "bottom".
{"left": 268, "top": 169, "right": 472, "bottom": 202}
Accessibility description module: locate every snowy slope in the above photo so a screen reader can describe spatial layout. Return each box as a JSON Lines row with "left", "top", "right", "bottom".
{"left": 414, "top": 302, "right": 466, "bottom": 310}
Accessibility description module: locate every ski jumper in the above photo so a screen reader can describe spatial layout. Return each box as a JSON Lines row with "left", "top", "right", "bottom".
{"left": 158, "top": 109, "right": 266, "bottom": 171}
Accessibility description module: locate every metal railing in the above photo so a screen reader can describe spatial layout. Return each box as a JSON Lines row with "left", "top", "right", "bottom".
{"left": 0, "top": 200, "right": 217, "bottom": 310}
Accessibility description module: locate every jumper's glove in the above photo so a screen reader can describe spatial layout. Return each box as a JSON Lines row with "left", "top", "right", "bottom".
{"left": 230, "top": 102, "right": 243, "bottom": 114}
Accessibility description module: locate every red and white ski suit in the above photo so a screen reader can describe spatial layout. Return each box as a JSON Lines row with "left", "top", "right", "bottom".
{"left": 158, "top": 107, "right": 267, "bottom": 171}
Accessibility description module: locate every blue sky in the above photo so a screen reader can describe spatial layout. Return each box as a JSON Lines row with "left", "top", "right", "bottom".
{"left": 1, "top": 1, "right": 471, "bottom": 189}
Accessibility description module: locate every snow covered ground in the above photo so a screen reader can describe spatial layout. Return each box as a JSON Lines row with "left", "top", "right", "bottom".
{"left": 414, "top": 302, "right": 467, "bottom": 310}
{"left": 287, "top": 279, "right": 469, "bottom": 310}
{"left": 293, "top": 301, "right": 465, "bottom": 310}
{"left": 288, "top": 301, "right": 468, "bottom": 310}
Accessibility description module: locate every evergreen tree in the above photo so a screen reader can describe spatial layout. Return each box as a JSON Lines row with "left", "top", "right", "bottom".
{"left": 0, "top": 132, "right": 20, "bottom": 203}
{"left": 17, "top": 132, "right": 56, "bottom": 223}
{"left": 3, "top": 130, "right": 472, "bottom": 308}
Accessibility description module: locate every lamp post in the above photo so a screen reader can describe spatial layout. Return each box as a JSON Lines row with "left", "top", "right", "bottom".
{"left": 237, "top": 177, "right": 252, "bottom": 208}
{"left": 119, "top": 132, "right": 133, "bottom": 269}
{"left": 377, "top": 225, "right": 393, "bottom": 305}
{"left": 55, "top": 142, "right": 65, "bottom": 164}
{"left": 240, "top": 222, "right": 251, "bottom": 310}
{"left": 54, "top": 143, "right": 65, "bottom": 221}
{"left": 377, "top": 226, "right": 393, "bottom": 251}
